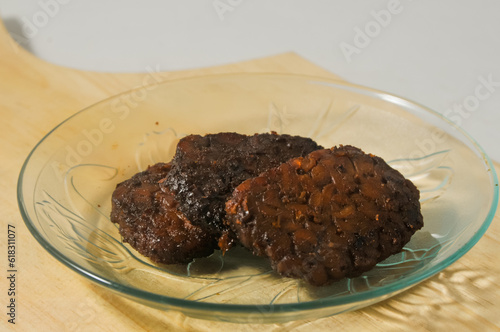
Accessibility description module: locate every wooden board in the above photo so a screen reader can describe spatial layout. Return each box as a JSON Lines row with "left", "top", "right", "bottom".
{"left": 1, "top": 19, "right": 499, "bottom": 332}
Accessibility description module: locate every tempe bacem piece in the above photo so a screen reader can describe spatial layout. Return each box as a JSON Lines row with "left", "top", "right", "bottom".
{"left": 110, "top": 163, "right": 217, "bottom": 264}
{"left": 164, "top": 132, "right": 323, "bottom": 248}
{"left": 225, "top": 145, "right": 423, "bottom": 286}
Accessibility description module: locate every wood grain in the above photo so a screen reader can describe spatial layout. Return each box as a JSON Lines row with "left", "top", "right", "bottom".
{"left": 0, "top": 19, "right": 499, "bottom": 332}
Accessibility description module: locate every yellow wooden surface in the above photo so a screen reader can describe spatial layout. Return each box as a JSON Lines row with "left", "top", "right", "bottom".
{"left": 1, "top": 19, "right": 499, "bottom": 332}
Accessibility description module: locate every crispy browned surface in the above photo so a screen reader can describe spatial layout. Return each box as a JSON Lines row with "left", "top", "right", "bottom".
{"left": 225, "top": 146, "right": 423, "bottom": 286}
{"left": 164, "top": 132, "right": 323, "bottom": 242}
{"left": 110, "top": 163, "right": 216, "bottom": 264}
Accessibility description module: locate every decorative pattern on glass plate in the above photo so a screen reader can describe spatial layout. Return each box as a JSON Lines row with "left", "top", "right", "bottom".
{"left": 33, "top": 101, "right": 454, "bottom": 305}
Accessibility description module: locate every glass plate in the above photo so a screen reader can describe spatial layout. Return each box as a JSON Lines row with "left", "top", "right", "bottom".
{"left": 18, "top": 74, "right": 498, "bottom": 323}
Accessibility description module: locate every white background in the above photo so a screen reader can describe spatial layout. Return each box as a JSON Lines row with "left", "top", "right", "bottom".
{"left": 1, "top": 0, "right": 499, "bottom": 161}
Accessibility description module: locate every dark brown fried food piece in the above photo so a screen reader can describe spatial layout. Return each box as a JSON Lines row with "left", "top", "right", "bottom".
{"left": 164, "top": 132, "right": 323, "bottom": 245}
{"left": 225, "top": 145, "right": 423, "bottom": 286}
{"left": 110, "top": 163, "right": 216, "bottom": 264}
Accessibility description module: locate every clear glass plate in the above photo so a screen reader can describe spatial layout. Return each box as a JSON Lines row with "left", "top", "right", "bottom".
{"left": 18, "top": 74, "right": 498, "bottom": 323}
